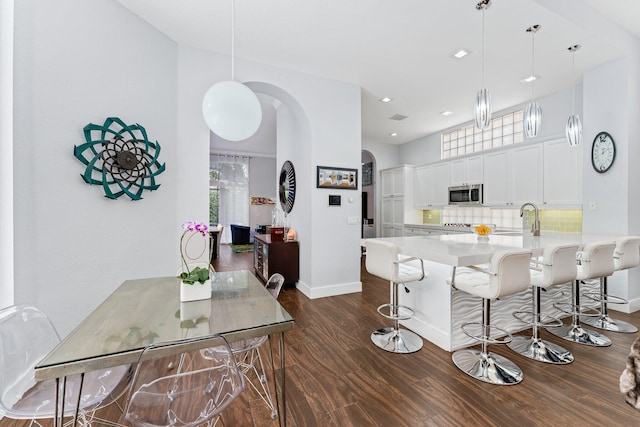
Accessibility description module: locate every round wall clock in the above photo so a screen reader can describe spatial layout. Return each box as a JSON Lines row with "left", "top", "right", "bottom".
{"left": 279, "top": 160, "right": 296, "bottom": 214}
{"left": 591, "top": 131, "right": 615, "bottom": 173}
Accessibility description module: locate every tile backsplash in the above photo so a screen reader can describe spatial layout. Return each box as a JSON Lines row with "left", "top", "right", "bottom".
{"left": 422, "top": 206, "right": 582, "bottom": 232}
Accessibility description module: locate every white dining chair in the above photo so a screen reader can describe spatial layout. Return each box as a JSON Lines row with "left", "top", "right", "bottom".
{"left": 123, "top": 334, "right": 244, "bottom": 427}
{"left": 0, "top": 304, "right": 131, "bottom": 427}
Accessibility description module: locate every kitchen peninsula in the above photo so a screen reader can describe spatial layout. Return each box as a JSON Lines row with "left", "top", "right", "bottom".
{"left": 366, "top": 233, "right": 619, "bottom": 351}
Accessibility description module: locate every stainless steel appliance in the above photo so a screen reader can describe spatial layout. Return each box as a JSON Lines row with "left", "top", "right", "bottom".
{"left": 448, "top": 184, "right": 483, "bottom": 205}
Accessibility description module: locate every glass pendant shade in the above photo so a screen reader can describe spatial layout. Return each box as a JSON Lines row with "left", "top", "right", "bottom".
{"left": 202, "top": 80, "right": 262, "bottom": 142}
{"left": 524, "top": 101, "right": 542, "bottom": 137}
{"left": 565, "top": 114, "right": 582, "bottom": 147}
{"left": 475, "top": 88, "right": 491, "bottom": 129}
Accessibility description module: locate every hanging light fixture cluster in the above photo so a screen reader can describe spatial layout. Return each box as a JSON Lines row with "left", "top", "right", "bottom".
{"left": 565, "top": 45, "right": 582, "bottom": 147}
{"left": 202, "top": 0, "right": 262, "bottom": 142}
{"left": 524, "top": 25, "right": 542, "bottom": 138}
{"left": 474, "top": 0, "right": 491, "bottom": 130}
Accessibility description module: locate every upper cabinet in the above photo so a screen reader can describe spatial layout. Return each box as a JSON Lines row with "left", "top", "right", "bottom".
{"left": 381, "top": 167, "right": 405, "bottom": 198}
{"left": 381, "top": 166, "right": 420, "bottom": 236}
{"left": 543, "top": 138, "right": 583, "bottom": 206}
{"left": 414, "top": 162, "right": 450, "bottom": 208}
{"left": 449, "top": 155, "right": 483, "bottom": 186}
{"left": 483, "top": 144, "right": 543, "bottom": 207}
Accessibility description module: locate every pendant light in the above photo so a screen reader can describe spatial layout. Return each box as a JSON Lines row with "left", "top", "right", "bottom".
{"left": 474, "top": 0, "right": 491, "bottom": 129}
{"left": 565, "top": 45, "right": 582, "bottom": 147}
{"left": 524, "top": 25, "right": 542, "bottom": 138}
{"left": 202, "top": 0, "right": 262, "bottom": 142}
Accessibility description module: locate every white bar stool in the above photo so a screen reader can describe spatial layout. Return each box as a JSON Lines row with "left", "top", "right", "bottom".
{"left": 546, "top": 241, "right": 614, "bottom": 347}
{"left": 365, "top": 240, "right": 427, "bottom": 354}
{"left": 448, "top": 249, "right": 532, "bottom": 385}
{"left": 507, "top": 244, "right": 579, "bottom": 364}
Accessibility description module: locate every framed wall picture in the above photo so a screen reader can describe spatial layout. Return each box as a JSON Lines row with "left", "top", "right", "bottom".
{"left": 362, "top": 162, "right": 373, "bottom": 186}
{"left": 316, "top": 166, "right": 358, "bottom": 190}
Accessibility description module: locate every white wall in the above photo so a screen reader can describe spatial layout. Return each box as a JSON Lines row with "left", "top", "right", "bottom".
{"left": 398, "top": 87, "right": 577, "bottom": 167}
{"left": 248, "top": 156, "right": 277, "bottom": 230}
{"left": 176, "top": 45, "right": 362, "bottom": 299}
{"left": 0, "top": 0, "right": 14, "bottom": 308}
{"left": 12, "top": 0, "right": 178, "bottom": 335}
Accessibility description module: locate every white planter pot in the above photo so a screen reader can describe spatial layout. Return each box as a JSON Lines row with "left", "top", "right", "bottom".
{"left": 180, "top": 279, "right": 212, "bottom": 302}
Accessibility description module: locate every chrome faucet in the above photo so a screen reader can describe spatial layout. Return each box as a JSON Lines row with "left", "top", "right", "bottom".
{"left": 520, "top": 202, "right": 540, "bottom": 236}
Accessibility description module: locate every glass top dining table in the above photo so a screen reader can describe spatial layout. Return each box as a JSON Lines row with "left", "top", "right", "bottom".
{"left": 34, "top": 270, "right": 295, "bottom": 424}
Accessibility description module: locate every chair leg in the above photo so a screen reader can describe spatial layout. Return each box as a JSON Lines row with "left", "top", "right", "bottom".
{"left": 546, "top": 280, "right": 612, "bottom": 346}
{"left": 237, "top": 347, "right": 278, "bottom": 419}
{"left": 371, "top": 281, "right": 423, "bottom": 354}
{"left": 580, "top": 277, "right": 638, "bottom": 333}
{"left": 508, "top": 287, "right": 574, "bottom": 364}
{"left": 452, "top": 298, "right": 524, "bottom": 385}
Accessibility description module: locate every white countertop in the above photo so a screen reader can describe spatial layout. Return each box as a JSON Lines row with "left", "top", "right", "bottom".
{"left": 365, "top": 232, "right": 621, "bottom": 267}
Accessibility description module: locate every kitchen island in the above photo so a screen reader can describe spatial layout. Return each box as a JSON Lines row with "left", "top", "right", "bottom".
{"left": 365, "top": 233, "right": 620, "bottom": 351}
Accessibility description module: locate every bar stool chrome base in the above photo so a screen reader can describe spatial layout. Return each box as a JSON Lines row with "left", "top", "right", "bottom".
{"left": 371, "top": 327, "right": 423, "bottom": 354}
{"left": 580, "top": 314, "right": 638, "bottom": 333}
{"left": 507, "top": 336, "right": 574, "bottom": 364}
{"left": 452, "top": 349, "right": 523, "bottom": 385}
{"left": 546, "top": 324, "right": 612, "bottom": 347}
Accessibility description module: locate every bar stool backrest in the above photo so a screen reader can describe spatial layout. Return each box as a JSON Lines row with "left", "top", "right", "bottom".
{"left": 577, "top": 242, "right": 616, "bottom": 280}
{"left": 489, "top": 250, "right": 532, "bottom": 299}
{"left": 365, "top": 240, "right": 423, "bottom": 283}
{"left": 537, "top": 244, "right": 580, "bottom": 288}
{"left": 614, "top": 236, "right": 640, "bottom": 271}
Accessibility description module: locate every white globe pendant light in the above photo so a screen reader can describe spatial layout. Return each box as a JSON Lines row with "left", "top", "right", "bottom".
{"left": 202, "top": 0, "right": 262, "bottom": 142}
{"left": 565, "top": 45, "right": 582, "bottom": 146}
{"left": 524, "top": 25, "right": 541, "bottom": 138}
{"left": 474, "top": 0, "right": 491, "bottom": 130}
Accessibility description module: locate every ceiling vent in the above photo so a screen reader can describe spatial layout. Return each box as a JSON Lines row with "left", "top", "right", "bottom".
{"left": 389, "top": 114, "right": 408, "bottom": 121}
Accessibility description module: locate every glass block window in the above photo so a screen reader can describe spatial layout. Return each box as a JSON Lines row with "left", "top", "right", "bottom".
{"left": 441, "top": 110, "right": 524, "bottom": 159}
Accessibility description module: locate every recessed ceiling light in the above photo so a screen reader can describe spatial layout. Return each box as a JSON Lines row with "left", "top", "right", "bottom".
{"left": 451, "top": 49, "right": 471, "bottom": 59}
{"left": 389, "top": 132, "right": 398, "bottom": 137}
{"left": 520, "top": 75, "right": 539, "bottom": 83}
{"left": 440, "top": 111, "right": 454, "bottom": 116}
{"left": 379, "top": 97, "right": 393, "bottom": 103}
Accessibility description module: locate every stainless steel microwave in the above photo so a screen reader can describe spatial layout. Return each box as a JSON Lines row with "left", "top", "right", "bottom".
{"left": 448, "top": 184, "right": 483, "bottom": 205}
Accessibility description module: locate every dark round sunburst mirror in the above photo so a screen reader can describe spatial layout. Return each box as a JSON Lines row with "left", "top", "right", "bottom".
{"left": 279, "top": 160, "right": 296, "bottom": 214}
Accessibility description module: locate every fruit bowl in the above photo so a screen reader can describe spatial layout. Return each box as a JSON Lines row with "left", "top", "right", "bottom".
{"left": 473, "top": 224, "right": 496, "bottom": 241}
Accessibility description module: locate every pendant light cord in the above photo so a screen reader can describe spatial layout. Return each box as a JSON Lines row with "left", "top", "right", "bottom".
{"left": 231, "top": 0, "right": 235, "bottom": 81}
{"left": 571, "top": 51, "right": 575, "bottom": 114}
{"left": 530, "top": 30, "right": 535, "bottom": 100}
{"left": 481, "top": 8, "right": 485, "bottom": 87}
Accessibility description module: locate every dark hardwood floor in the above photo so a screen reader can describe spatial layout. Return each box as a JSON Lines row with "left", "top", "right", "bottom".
{"left": 4, "top": 243, "right": 640, "bottom": 426}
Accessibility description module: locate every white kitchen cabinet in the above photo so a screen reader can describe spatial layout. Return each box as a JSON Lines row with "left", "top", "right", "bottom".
{"left": 381, "top": 167, "right": 405, "bottom": 197}
{"left": 483, "top": 151, "right": 510, "bottom": 206}
{"left": 414, "top": 162, "right": 450, "bottom": 208}
{"left": 381, "top": 166, "right": 420, "bottom": 237}
{"left": 543, "top": 138, "right": 583, "bottom": 206}
{"left": 449, "top": 155, "right": 483, "bottom": 186}
{"left": 483, "top": 145, "right": 543, "bottom": 207}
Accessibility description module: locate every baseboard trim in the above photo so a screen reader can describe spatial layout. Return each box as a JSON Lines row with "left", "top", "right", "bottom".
{"left": 609, "top": 296, "right": 640, "bottom": 314}
{"left": 296, "top": 280, "right": 362, "bottom": 299}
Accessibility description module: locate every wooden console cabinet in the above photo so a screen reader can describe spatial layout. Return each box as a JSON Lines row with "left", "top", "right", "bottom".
{"left": 253, "top": 233, "right": 299, "bottom": 286}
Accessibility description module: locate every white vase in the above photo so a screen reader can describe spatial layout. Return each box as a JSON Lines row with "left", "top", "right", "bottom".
{"left": 180, "top": 279, "right": 212, "bottom": 302}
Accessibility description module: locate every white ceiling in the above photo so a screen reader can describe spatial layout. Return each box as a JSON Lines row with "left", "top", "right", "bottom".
{"left": 114, "top": 0, "right": 640, "bottom": 145}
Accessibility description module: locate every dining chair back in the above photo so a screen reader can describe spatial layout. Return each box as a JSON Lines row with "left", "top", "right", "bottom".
{"left": 124, "top": 335, "right": 244, "bottom": 427}
{"left": 0, "top": 304, "right": 131, "bottom": 423}
{"left": 265, "top": 273, "right": 285, "bottom": 299}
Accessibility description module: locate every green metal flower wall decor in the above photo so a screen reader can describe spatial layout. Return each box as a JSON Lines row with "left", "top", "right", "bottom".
{"left": 74, "top": 117, "right": 166, "bottom": 200}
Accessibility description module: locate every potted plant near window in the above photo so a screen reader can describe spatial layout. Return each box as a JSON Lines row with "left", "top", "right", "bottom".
{"left": 178, "top": 221, "right": 213, "bottom": 302}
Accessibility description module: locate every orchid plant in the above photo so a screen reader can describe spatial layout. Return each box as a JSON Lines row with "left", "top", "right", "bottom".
{"left": 178, "top": 221, "right": 212, "bottom": 285}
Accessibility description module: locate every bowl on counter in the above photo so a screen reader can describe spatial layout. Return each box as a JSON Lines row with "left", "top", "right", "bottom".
{"left": 472, "top": 224, "right": 496, "bottom": 242}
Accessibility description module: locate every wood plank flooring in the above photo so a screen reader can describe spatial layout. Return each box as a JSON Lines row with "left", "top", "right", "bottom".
{"left": 3, "top": 244, "right": 640, "bottom": 426}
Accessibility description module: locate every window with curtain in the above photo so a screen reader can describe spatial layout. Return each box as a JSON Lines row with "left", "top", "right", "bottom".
{"left": 210, "top": 154, "right": 250, "bottom": 244}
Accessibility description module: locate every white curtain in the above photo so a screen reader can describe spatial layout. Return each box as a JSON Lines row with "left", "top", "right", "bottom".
{"left": 211, "top": 154, "right": 250, "bottom": 244}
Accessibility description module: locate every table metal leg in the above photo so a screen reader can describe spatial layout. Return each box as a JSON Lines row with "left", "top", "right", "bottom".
{"left": 73, "top": 373, "right": 85, "bottom": 426}
{"left": 268, "top": 332, "right": 287, "bottom": 427}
